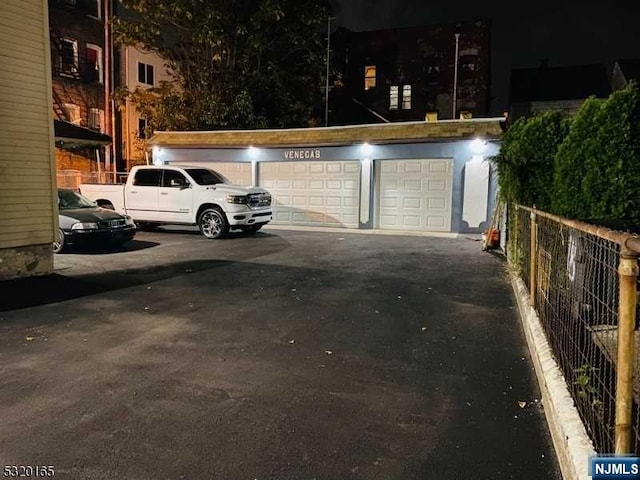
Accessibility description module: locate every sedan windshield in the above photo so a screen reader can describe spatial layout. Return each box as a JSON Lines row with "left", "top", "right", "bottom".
{"left": 58, "top": 190, "right": 96, "bottom": 209}
{"left": 185, "top": 168, "right": 229, "bottom": 185}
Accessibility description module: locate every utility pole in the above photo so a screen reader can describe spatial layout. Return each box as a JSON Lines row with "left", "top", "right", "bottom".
{"left": 324, "top": 16, "right": 334, "bottom": 127}
{"left": 452, "top": 27, "right": 460, "bottom": 120}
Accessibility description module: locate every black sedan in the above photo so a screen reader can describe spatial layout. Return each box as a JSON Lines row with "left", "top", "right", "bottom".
{"left": 54, "top": 189, "right": 136, "bottom": 253}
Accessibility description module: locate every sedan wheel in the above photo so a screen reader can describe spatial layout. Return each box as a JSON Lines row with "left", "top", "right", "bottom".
{"left": 53, "top": 228, "right": 65, "bottom": 253}
{"left": 199, "top": 208, "right": 229, "bottom": 239}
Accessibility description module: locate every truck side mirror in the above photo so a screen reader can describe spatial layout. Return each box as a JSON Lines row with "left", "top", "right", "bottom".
{"left": 170, "top": 179, "right": 185, "bottom": 187}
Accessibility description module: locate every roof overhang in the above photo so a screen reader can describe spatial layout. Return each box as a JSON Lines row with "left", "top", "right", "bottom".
{"left": 148, "top": 118, "right": 506, "bottom": 149}
{"left": 54, "top": 120, "right": 112, "bottom": 147}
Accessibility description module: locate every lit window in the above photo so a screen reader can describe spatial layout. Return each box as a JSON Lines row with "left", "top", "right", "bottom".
{"left": 60, "top": 39, "right": 78, "bottom": 76}
{"left": 138, "top": 118, "right": 148, "bottom": 139}
{"left": 89, "top": 108, "right": 104, "bottom": 131}
{"left": 364, "top": 65, "right": 376, "bottom": 90}
{"left": 86, "top": 44, "right": 103, "bottom": 83}
{"left": 389, "top": 86, "right": 399, "bottom": 110}
{"left": 138, "top": 62, "right": 155, "bottom": 86}
{"left": 64, "top": 103, "right": 81, "bottom": 125}
{"left": 402, "top": 85, "right": 412, "bottom": 110}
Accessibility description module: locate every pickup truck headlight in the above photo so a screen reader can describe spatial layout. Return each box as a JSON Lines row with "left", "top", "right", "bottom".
{"left": 124, "top": 215, "right": 135, "bottom": 226}
{"left": 226, "top": 195, "right": 248, "bottom": 205}
{"left": 71, "top": 222, "right": 99, "bottom": 230}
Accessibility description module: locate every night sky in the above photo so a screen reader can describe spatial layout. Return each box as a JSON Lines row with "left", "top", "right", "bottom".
{"left": 332, "top": 0, "right": 640, "bottom": 115}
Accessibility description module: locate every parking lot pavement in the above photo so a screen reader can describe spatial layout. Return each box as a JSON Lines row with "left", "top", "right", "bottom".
{"left": 0, "top": 227, "right": 560, "bottom": 479}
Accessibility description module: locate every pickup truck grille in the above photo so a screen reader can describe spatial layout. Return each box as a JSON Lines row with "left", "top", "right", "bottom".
{"left": 247, "top": 193, "right": 271, "bottom": 208}
{"left": 98, "top": 219, "right": 127, "bottom": 228}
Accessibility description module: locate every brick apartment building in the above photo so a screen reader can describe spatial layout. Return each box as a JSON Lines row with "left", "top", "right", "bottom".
{"left": 329, "top": 20, "right": 490, "bottom": 125}
{"left": 49, "top": 0, "right": 113, "bottom": 181}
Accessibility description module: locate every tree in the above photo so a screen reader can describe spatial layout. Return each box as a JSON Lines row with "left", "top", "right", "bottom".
{"left": 491, "top": 111, "right": 570, "bottom": 210}
{"left": 114, "top": 0, "right": 332, "bottom": 132}
{"left": 553, "top": 82, "right": 640, "bottom": 225}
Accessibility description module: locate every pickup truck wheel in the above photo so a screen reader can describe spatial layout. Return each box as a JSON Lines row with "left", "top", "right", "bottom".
{"left": 53, "top": 228, "right": 65, "bottom": 254}
{"left": 199, "top": 208, "right": 229, "bottom": 239}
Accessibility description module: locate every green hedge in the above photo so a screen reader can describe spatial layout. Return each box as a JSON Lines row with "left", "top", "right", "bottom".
{"left": 495, "top": 82, "right": 640, "bottom": 228}
{"left": 553, "top": 82, "right": 640, "bottom": 225}
{"left": 492, "top": 111, "right": 570, "bottom": 211}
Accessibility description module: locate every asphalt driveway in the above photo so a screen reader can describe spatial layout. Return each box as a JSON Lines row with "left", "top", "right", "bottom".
{"left": 0, "top": 228, "right": 560, "bottom": 479}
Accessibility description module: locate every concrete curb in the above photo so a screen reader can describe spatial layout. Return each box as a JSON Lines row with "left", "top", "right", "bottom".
{"left": 264, "top": 224, "right": 460, "bottom": 238}
{"left": 511, "top": 274, "right": 596, "bottom": 480}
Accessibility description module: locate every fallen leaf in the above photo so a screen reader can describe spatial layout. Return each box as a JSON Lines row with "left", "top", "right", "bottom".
{"left": 518, "top": 401, "right": 527, "bottom": 409}
{"left": 25, "top": 336, "right": 35, "bottom": 341}
{"left": 289, "top": 339, "right": 295, "bottom": 344}
{"left": 421, "top": 327, "right": 428, "bottom": 332}
{"left": 324, "top": 350, "right": 333, "bottom": 355}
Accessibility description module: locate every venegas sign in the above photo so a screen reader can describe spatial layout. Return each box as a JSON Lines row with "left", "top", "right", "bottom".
{"left": 283, "top": 149, "right": 322, "bottom": 160}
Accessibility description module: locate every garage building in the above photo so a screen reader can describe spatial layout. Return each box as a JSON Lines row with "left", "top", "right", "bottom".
{"left": 148, "top": 119, "right": 503, "bottom": 234}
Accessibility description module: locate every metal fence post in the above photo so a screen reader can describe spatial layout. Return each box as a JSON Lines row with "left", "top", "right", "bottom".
{"left": 529, "top": 209, "right": 537, "bottom": 307}
{"left": 615, "top": 247, "right": 639, "bottom": 454}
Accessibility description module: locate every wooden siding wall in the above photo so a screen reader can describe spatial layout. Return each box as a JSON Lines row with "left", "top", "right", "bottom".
{"left": 0, "top": 0, "right": 57, "bottom": 249}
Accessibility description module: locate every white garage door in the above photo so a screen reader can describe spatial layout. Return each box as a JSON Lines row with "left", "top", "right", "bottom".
{"left": 171, "top": 162, "right": 252, "bottom": 187}
{"left": 378, "top": 159, "right": 453, "bottom": 232}
{"left": 260, "top": 161, "right": 360, "bottom": 227}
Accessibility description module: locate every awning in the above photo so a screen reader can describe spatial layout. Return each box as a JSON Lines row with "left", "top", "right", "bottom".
{"left": 54, "top": 120, "right": 112, "bottom": 147}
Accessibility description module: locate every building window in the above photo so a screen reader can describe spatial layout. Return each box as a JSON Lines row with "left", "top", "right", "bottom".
{"left": 89, "top": 108, "right": 104, "bottom": 131}
{"left": 64, "top": 104, "right": 81, "bottom": 125}
{"left": 59, "top": 39, "right": 78, "bottom": 76}
{"left": 364, "top": 65, "right": 376, "bottom": 90}
{"left": 138, "top": 62, "right": 154, "bottom": 86}
{"left": 86, "top": 44, "right": 103, "bottom": 83}
{"left": 86, "top": 0, "right": 101, "bottom": 18}
{"left": 402, "top": 85, "right": 412, "bottom": 110}
{"left": 137, "top": 118, "right": 148, "bottom": 138}
{"left": 389, "top": 85, "right": 399, "bottom": 110}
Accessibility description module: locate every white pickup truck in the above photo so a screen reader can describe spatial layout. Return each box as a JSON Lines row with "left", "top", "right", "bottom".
{"left": 79, "top": 165, "right": 272, "bottom": 239}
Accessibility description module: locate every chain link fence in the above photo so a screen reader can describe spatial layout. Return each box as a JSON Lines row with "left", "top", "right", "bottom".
{"left": 509, "top": 204, "right": 640, "bottom": 454}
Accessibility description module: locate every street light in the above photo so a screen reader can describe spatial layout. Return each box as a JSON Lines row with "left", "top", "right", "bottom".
{"left": 452, "top": 25, "right": 461, "bottom": 120}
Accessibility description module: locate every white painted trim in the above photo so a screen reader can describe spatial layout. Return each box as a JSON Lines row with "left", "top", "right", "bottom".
{"left": 86, "top": 43, "right": 103, "bottom": 83}
{"left": 511, "top": 274, "right": 595, "bottom": 480}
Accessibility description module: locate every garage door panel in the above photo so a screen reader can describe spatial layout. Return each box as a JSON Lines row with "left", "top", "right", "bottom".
{"left": 404, "top": 161, "right": 423, "bottom": 173}
{"left": 292, "top": 196, "right": 308, "bottom": 206}
{"left": 344, "top": 197, "right": 356, "bottom": 207}
{"left": 429, "top": 161, "right": 449, "bottom": 173}
{"left": 403, "top": 198, "right": 421, "bottom": 209}
{"left": 326, "top": 196, "right": 342, "bottom": 207}
{"left": 428, "top": 197, "right": 447, "bottom": 209}
{"left": 344, "top": 163, "right": 359, "bottom": 174}
{"left": 404, "top": 179, "right": 421, "bottom": 191}
{"left": 379, "top": 159, "right": 452, "bottom": 232}
{"left": 260, "top": 161, "right": 360, "bottom": 228}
